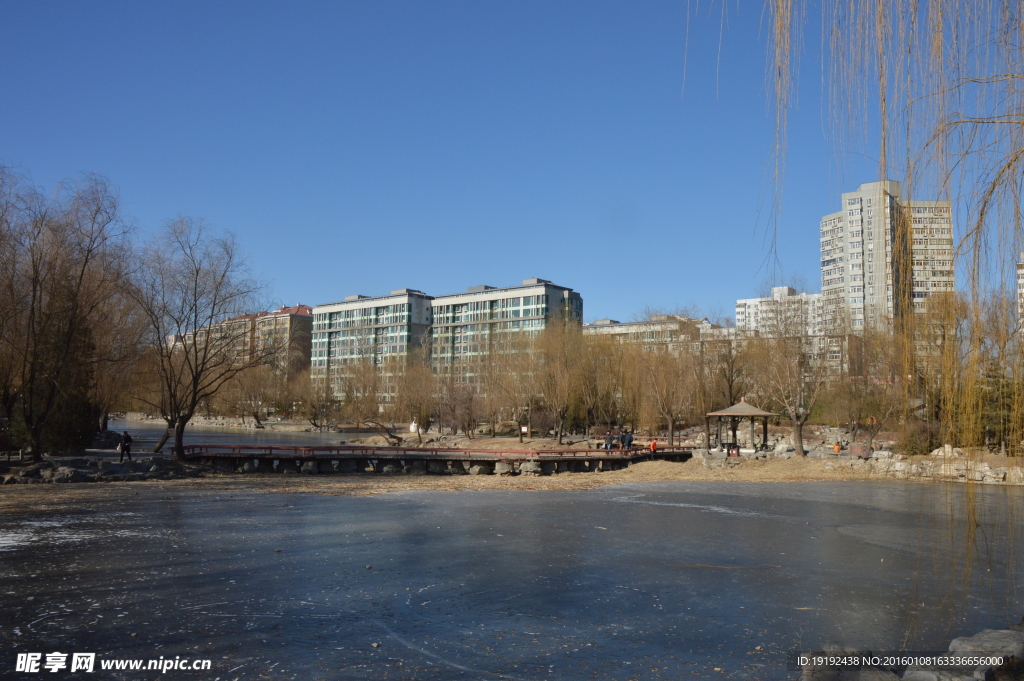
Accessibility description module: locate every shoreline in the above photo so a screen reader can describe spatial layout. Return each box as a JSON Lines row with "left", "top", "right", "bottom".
{"left": 3, "top": 457, "right": 1017, "bottom": 511}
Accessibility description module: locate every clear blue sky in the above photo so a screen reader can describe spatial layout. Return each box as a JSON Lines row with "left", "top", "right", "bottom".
{"left": 1, "top": 1, "right": 877, "bottom": 322}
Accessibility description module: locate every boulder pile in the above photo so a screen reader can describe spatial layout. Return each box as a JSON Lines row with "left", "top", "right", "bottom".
{"left": 1, "top": 456, "right": 203, "bottom": 485}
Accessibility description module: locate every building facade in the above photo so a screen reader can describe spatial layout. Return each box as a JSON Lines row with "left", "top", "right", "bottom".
{"left": 735, "top": 287, "right": 822, "bottom": 337}
{"left": 430, "top": 278, "right": 583, "bottom": 366}
{"left": 182, "top": 304, "right": 313, "bottom": 376}
{"left": 311, "top": 288, "right": 433, "bottom": 371}
{"left": 256, "top": 304, "right": 313, "bottom": 378}
{"left": 819, "top": 180, "right": 954, "bottom": 330}
{"left": 311, "top": 279, "right": 582, "bottom": 394}
{"left": 1018, "top": 251, "right": 1024, "bottom": 320}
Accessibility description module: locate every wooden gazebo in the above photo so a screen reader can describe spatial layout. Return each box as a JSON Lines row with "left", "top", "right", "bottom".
{"left": 706, "top": 398, "right": 777, "bottom": 454}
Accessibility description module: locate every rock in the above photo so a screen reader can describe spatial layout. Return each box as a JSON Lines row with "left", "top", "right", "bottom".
{"left": 493, "top": 461, "right": 515, "bottom": 476}
{"left": 930, "top": 444, "right": 967, "bottom": 458}
{"left": 240, "top": 460, "right": 260, "bottom": 474}
{"left": 50, "top": 467, "right": 84, "bottom": 483}
{"left": 519, "top": 461, "right": 542, "bottom": 475}
{"left": 337, "top": 459, "right": 359, "bottom": 473}
{"left": 986, "top": 468, "right": 1007, "bottom": 483}
{"left": 1008, "top": 468, "right": 1024, "bottom": 484}
{"left": 949, "top": 629, "right": 1024, "bottom": 658}
{"left": 380, "top": 464, "right": 401, "bottom": 474}
{"left": 404, "top": 461, "right": 427, "bottom": 475}
{"left": 468, "top": 464, "right": 493, "bottom": 475}
{"left": 299, "top": 460, "right": 319, "bottom": 474}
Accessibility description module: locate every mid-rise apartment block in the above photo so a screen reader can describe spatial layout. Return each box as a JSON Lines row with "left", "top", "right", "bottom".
{"left": 582, "top": 315, "right": 736, "bottom": 351}
{"left": 182, "top": 304, "right": 313, "bottom": 377}
{"left": 735, "top": 287, "right": 822, "bottom": 337}
{"left": 311, "top": 279, "right": 582, "bottom": 391}
{"left": 819, "top": 180, "right": 954, "bottom": 330}
{"left": 431, "top": 278, "right": 582, "bottom": 365}
{"left": 311, "top": 289, "right": 434, "bottom": 372}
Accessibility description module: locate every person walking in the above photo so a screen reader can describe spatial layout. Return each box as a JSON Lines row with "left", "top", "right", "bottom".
{"left": 604, "top": 431, "right": 614, "bottom": 451}
{"left": 119, "top": 431, "right": 133, "bottom": 463}
{"left": 623, "top": 431, "right": 634, "bottom": 451}
{"left": 617, "top": 431, "right": 626, "bottom": 450}
{"left": 649, "top": 439, "right": 657, "bottom": 454}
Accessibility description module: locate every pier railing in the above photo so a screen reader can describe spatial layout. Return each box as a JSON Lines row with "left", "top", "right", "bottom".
{"left": 180, "top": 444, "right": 692, "bottom": 462}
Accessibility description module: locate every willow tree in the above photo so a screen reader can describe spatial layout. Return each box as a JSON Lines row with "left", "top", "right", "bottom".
{"left": 0, "top": 171, "right": 134, "bottom": 458}
{"left": 760, "top": 0, "right": 1024, "bottom": 450}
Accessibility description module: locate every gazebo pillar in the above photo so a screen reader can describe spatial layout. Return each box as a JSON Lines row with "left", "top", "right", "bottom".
{"left": 716, "top": 418, "right": 722, "bottom": 451}
{"left": 762, "top": 418, "right": 769, "bottom": 450}
{"left": 750, "top": 417, "right": 756, "bottom": 450}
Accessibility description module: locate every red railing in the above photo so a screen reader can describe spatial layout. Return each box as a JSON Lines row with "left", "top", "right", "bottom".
{"left": 180, "top": 444, "right": 692, "bottom": 460}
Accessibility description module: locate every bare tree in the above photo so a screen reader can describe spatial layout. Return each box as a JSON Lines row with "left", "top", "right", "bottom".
{"left": 130, "top": 218, "right": 267, "bottom": 458}
{"left": 0, "top": 173, "right": 132, "bottom": 458}
{"left": 291, "top": 369, "right": 340, "bottom": 431}
{"left": 534, "top": 321, "right": 587, "bottom": 444}
{"left": 391, "top": 350, "right": 437, "bottom": 444}
{"left": 750, "top": 334, "right": 831, "bottom": 456}
{"left": 639, "top": 347, "right": 691, "bottom": 446}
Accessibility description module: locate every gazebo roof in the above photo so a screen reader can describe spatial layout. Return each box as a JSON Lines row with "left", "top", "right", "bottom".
{"left": 706, "top": 398, "right": 777, "bottom": 418}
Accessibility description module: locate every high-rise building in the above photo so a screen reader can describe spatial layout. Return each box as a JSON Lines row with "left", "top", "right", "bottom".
{"left": 735, "top": 287, "right": 822, "bottom": 337}
{"left": 819, "top": 180, "right": 954, "bottom": 330}
{"left": 1017, "top": 251, "right": 1024, "bottom": 319}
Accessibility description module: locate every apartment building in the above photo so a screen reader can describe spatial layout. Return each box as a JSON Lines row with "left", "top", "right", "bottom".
{"left": 582, "top": 315, "right": 726, "bottom": 351}
{"left": 735, "top": 287, "right": 822, "bottom": 337}
{"left": 311, "top": 289, "right": 433, "bottom": 372}
{"left": 182, "top": 304, "right": 313, "bottom": 376}
{"left": 1018, "top": 251, "right": 1024, "bottom": 319}
{"left": 431, "top": 278, "right": 583, "bottom": 366}
{"left": 257, "top": 304, "right": 313, "bottom": 378}
{"left": 310, "top": 278, "right": 582, "bottom": 395}
{"left": 819, "top": 180, "right": 954, "bottom": 330}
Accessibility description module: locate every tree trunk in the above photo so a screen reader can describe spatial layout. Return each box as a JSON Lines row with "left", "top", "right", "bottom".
{"left": 556, "top": 419, "right": 563, "bottom": 445}
{"left": 100, "top": 411, "right": 109, "bottom": 432}
{"left": 668, "top": 417, "right": 674, "bottom": 448}
{"left": 173, "top": 416, "right": 188, "bottom": 460}
{"left": 152, "top": 427, "right": 171, "bottom": 453}
{"left": 518, "top": 420, "right": 524, "bottom": 443}
{"left": 792, "top": 420, "right": 806, "bottom": 456}
{"left": 252, "top": 410, "right": 263, "bottom": 427}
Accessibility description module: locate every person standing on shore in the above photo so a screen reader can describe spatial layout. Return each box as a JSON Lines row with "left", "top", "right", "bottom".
{"left": 649, "top": 439, "right": 657, "bottom": 454}
{"left": 623, "top": 431, "right": 634, "bottom": 451}
{"left": 119, "top": 431, "right": 133, "bottom": 463}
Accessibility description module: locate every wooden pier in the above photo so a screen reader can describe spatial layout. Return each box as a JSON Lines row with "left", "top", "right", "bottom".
{"left": 181, "top": 444, "right": 692, "bottom": 475}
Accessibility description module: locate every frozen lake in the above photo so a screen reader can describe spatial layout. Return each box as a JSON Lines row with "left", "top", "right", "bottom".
{"left": 1, "top": 481, "right": 1021, "bottom": 679}
{"left": 107, "top": 418, "right": 374, "bottom": 451}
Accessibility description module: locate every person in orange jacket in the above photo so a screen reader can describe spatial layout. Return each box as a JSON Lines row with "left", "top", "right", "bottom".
{"left": 649, "top": 439, "right": 658, "bottom": 453}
